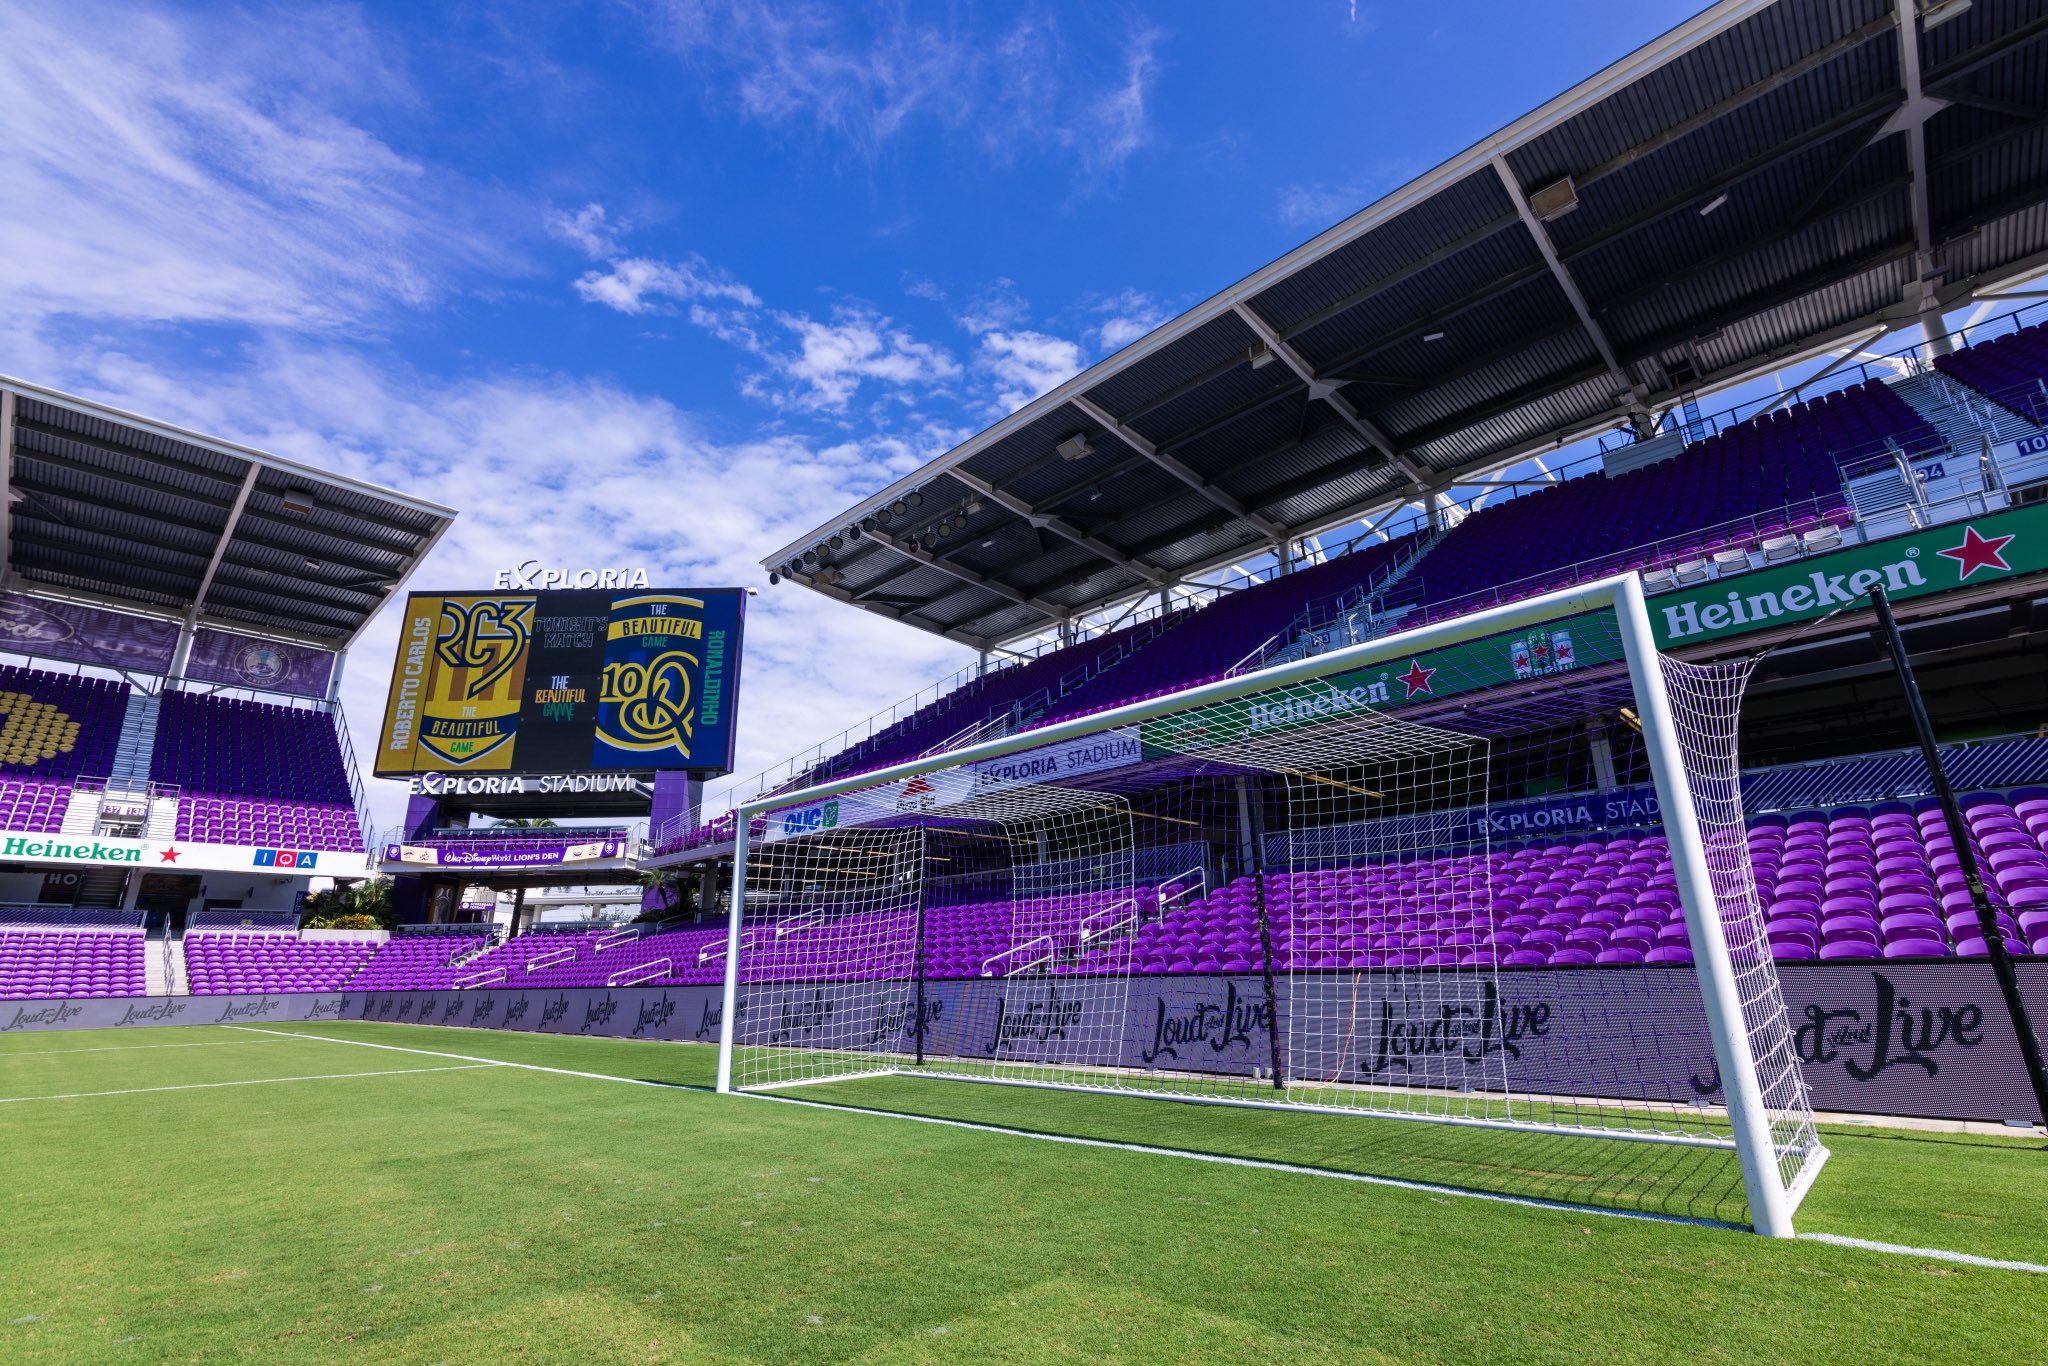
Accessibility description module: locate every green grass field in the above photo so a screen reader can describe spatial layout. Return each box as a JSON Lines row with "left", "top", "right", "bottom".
{"left": 2, "top": 1021, "right": 2044, "bottom": 1363}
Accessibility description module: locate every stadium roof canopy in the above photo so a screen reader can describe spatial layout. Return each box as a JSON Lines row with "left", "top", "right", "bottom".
{"left": 767, "top": 0, "right": 2048, "bottom": 650}
{"left": 0, "top": 376, "right": 457, "bottom": 651}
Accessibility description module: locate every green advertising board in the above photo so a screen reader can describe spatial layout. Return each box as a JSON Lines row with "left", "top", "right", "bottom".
{"left": 1139, "top": 612, "right": 1627, "bottom": 757}
{"left": 1137, "top": 503, "right": 2048, "bottom": 760}
{"left": 1648, "top": 501, "right": 2048, "bottom": 649}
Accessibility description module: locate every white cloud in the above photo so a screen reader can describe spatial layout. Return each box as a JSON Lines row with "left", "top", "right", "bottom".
{"left": 1070, "top": 29, "right": 1161, "bottom": 175}
{"left": 0, "top": 1, "right": 503, "bottom": 335}
{"left": 545, "top": 202, "right": 626, "bottom": 260}
{"left": 977, "top": 329, "right": 1084, "bottom": 415}
{"left": 572, "top": 256, "right": 762, "bottom": 314}
{"left": 770, "top": 310, "right": 962, "bottom": 409}
{"left": 643, "top": 1, "right": 1162, "bottom": 175}
{"left": 1092, "top": 289, "right": 1170, "bottom": 353}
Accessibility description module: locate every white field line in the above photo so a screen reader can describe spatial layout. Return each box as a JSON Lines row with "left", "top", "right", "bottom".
{"left": 0, "top": 1063, "right": 496, "bottom": 1106}
{"left": 225, "top": 1026, "right": 703, "bottom": 1090}
{"left": 0, "top": 1037, "right": 293, "bottom": 1059}
{"left": 231, "top": 1024, "right": 2048, "bottom": 1275}
{"left": 1797, "top": 1232, "right": 2048, "bottom": 1274}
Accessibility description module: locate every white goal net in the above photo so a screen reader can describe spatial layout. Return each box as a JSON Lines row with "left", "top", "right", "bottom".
{"left": 716, "top": 577, "right": 1826, "bottom": 1235}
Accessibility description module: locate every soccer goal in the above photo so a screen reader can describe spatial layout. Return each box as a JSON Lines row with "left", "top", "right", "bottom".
{"left": 714, "top": 573, "right": 1827, "bottom": 1236}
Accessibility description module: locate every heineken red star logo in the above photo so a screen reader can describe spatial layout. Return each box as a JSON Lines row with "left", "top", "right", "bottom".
{"left": 1397, "top": 659, "right": 1436, "bottom": 697}
{"left": 1936, "top": 524, "right": 2016, "bottom": 580}
{"left": 159, "top": 846, "right": 181, "bottom": 863}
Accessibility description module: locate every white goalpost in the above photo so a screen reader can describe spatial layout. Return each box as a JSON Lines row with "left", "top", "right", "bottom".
{"left": 714, "top": 573, "right": 1827, "bottom": 1236}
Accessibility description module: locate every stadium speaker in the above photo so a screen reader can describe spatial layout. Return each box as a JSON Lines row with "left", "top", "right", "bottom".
{"left": 891, "top": 499, "right": 909, "bottom": 516}
{"left": 279, "top": 488, "right": 316, "bottom": 516}
{"left": 907, "top": 490, "right": 924, "bottom": 508}
{"left": 829, "top": 534, "right": 844, "bottom": 550}
{"left": 768, "top": 571, "right": 781, "bottom": 585}
{"left": 860, "top": 516, "right": 876, "bottom": 532}
{"left": 1056, "top": 433, "right": 1094, "bottom": 461}
{"left": 920, "top": 532, "right": 937, "bottom": 549}
{"left": 849, "top": 524, "right": 863, "bottom": 542}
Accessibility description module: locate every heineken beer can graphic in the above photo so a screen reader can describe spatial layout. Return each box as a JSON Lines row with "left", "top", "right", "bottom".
{"left": 593, "top": 593, "right": 706, "bottom": 768}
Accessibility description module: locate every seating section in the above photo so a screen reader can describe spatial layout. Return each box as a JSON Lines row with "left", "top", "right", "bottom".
{"left": 1935, "top": 321, "right": 2048, "bottom": 422}
{"left": 184, "top": 931, "right": 378, "bottom": 994}
{"left": 0, "top": 778, "right": 81, "bottom": 834}
{"left": 441, "top": 929, "right": 611, "bottom": 986}
{"left": 152, "top": 691, "right": 362, "bottom": 851}
{"left": 1039, "top": 533, "right": 1427, "bottom": 726}
{"left": 348, "top": 929, "right": 498, "bottom": 990}
{"left": 0, "top": 666, "right": 127, "bottom": 780}
{"left": 1394, "top": 383, "right": 1926, "bottom": 619}
{"left": 0, "top": 925, "right": 146, "bottom": 998}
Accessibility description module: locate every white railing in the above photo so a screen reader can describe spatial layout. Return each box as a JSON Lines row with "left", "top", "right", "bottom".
{"left": 1077, "top": 897, "right": 1140, "bottom": 946}
{"left": 454, "top": 966, "right": 508, "bottom": 990}
{"left": 608, "top": 958, "right": 671, "bottom": 987}
{"left": 525, "top": 945, "right": 578, "bottom": 972}
{"left": 982, "top": 934, "right": 1055, "bottom": 978}
{"left": 774, "top": 910, "right": 824, "bottom": 939}
{"left": 594, "top": 925, "right": 641, "bottom": 952}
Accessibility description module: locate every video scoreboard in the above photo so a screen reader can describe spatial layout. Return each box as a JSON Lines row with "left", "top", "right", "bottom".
{"left": 375, "top": 588, "right": 746, "bottom": 778}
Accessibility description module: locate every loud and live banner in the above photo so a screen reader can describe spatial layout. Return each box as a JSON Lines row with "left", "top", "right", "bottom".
{"left": 15, "top": 964, "right": 2034, "bottom": 1122}
{"left": 376, "top": 588, "right": 746, "bottom": 776}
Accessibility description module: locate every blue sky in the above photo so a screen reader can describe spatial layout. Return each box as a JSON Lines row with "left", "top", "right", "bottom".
{"left": 0, "top": 0, "right": 1765, "bottom": 831}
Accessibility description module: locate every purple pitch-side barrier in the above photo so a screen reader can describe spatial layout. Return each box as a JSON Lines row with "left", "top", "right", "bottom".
{"left": 5, "top": 966, "right": 2040, "bottom": 1124}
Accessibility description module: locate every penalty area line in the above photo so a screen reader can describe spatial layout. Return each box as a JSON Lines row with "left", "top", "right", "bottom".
{"left": 0, "top": 1063, "right": 496, "bottom": 1105}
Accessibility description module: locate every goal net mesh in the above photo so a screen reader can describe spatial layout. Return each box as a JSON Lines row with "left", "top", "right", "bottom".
{"left": 727, "top": 603, "right": 1823, "bottom": 1210}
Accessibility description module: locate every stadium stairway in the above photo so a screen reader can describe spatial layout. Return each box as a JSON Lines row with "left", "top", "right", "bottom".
{"left": 109, "top": 692, "right": 161, "bottom": 790}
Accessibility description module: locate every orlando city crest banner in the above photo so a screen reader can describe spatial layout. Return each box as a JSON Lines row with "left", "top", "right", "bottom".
{"left": 593, "top": 591, "right": 743, "bottom": 771}
{"left": 185, "top": 629, "right": 337, "bottom": 699}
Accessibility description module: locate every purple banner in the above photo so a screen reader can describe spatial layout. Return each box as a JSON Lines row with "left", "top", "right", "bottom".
{"left": 185, "top": 629, "right": 335, "bottom": 699}
{"left": 386, "top": 840, "right": 623, "bottom": 868}
{"left": 0, "top": 592, "right": 177, "bottom": 672}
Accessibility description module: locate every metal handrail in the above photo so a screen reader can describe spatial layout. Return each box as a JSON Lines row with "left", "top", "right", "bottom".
{"left": 608, "top": 958, "right": 671, "bottom": 988}
{"left": 455, "top": 966, "right": 508, "bottom": 990}
{"left": 983, "top": 934, "right": 1054, "bottom": 978}
{"left": 524, "top": 946, "right": 578, "bottom": 972}
{"left": 1077, "top": 898, "right": 1140, "bottom": 945}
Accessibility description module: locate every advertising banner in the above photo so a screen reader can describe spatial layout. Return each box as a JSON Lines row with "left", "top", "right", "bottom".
{"left": 1649, "top": 502, "right": 2048, "bottom": 648}
{"left": 185, "top": 629, "right": 337, "bottom": 699}
{"left": 11, "top": 964, "right": 2037, "bottom": 1123}
{"left": 376, "top": 588, "right": 747, "bottom": 777}
{"left": 330, "top": 960, "right": 2048, "bottom": 1125}
{"left": 1139, "top": 611, "right": 1623, "bottom": 758}
{"left": 0, "top": 592, "right": 178, "bottom": 673}
{"left": 385, "top": 840, "right": 623, "bottom": 868}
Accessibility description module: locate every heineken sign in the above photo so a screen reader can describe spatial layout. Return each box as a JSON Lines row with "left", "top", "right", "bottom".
{"left": 1140, "top": 614, "right": 1627, "bottom": 756}
{"left": 1650, "top": 503, "right": 2047, "bottom": 648}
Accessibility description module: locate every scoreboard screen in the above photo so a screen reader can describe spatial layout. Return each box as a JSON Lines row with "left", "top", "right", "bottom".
{"left": 375, "top": 588, "right": 745, "bottom": 777}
